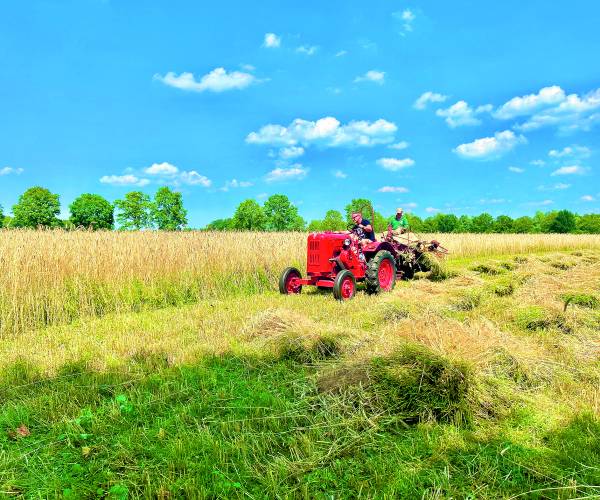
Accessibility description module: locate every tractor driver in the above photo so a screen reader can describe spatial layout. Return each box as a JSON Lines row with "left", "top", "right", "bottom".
{"left": 350, "top": 211, "right": 376, "bottom": 246}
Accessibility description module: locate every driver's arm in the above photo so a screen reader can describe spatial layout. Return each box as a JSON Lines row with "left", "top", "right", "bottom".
{"left": 361, "top": 223, "right": 373, "bottom": 232}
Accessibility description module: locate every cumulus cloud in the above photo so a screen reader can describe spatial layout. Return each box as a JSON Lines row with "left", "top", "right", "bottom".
{"left": 265, "top": 165, "right": 308, "bottom": 182}
{"left": 335, "top": 50, "right": 347, "bottom": 57}
{"left": 100, "top": 174, "right": 150, "bottom": 187}
{"left": 393, "top": 9, "right": 416, "bottom": 34}
{"left": 425, "top": 207, "right": 440, "bottom": 213}
{"left": 263, "top": 33, "right": 281, "bottom": 48}
{"left": 530, "top": 159, "right": 546, "bottom": 167}
{"left": 388, "top": 141, "right": 409, "bottom": 150}
{"left": 0, "top": 167, "right": 24, "bottom": 175}
{"left": 154, "top": 68, "right": 258, "bottom": 93}
{"left": 246, "top": 116, "right": 397, "bottom": 148}
{"left": 333, "top": 170, "right": 347, "bottom": 179}
{"left": 436, "top": 101, "right": 492, "bottom": 128}
{"left": 378, "top": 186, "right": 409, "bottom": 193}
{"left": 508, "top": 166, "right": 525, "bottom": 173}
{"left": 179, "top": 171, "right": 211, "bottom": 186}
{"left": 493, "top": 86, "right": 600, "bottom": 133}
{"left": 279, "top": 146, "right": 305, "bottom": 159}
{"left": 414, "top": 91, "right": 448, "bottom": 110}
{"left": 296, "top": 45, "right": 318, "bottom": 55}
{"left": 453, "top": 130, "right": 527, "bottom": 160}
{"left": 144, "top": 162, "right": 178, "bottom": 175}
{"left": 548, "top": 145, "right": 591, "bottom": 159}
{"left": 376, "top": 157, "right": 415, "bottom": 171}
{"left": 494, "top": 86, "right": 566, "bottom": 120}
{"left": 354, "top": 70, "right": 385, "bottom": 85}
{"left": 581, "top": 195, "right": 595, "bottom": 201}
{"left": 551, "top": 165, "right": 588, "bottom": 176}
{"left": 221, "top": 179, "right": 253, "bottom": 191}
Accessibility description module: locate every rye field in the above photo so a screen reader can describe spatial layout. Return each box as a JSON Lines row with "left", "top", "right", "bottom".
{"left": 1, "top": 230, "right": 600, "bottom": 498}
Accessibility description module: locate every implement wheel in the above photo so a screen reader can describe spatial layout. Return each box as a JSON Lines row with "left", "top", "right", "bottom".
{"left": 365, "top": 250, "right": 396, "bottom": 294}
{"left": 279, "top": 267, "right": 302, "bottom": 295}
{"left": 333, "top": 270, "right": 356, "bottom": 301}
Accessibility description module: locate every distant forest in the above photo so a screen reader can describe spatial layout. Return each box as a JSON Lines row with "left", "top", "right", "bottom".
{"left": 1, "top": 187, "right": 599, "bottom": 234}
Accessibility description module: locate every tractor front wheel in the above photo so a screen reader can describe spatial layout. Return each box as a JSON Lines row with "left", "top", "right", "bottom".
{"left": 279, "top": 267, "right": 303, "bottom": 295}
{"left": 333, "top": 270, "right": 356, "bottom": 301}
{"left": 365, "top": 250, "right": 396, "bottom": 294}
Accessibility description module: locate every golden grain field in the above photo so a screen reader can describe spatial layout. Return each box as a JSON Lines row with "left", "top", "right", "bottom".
{"left": 1, "top": 229, "right": 599, "bottom": 337}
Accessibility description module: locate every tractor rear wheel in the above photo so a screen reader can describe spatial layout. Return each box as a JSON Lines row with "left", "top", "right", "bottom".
{"left": 279, "top": 267, "right": 303, "bottom": 295}
{"left": 365, "top": 250, "right": 396, "bottom": 294}
{"left": 333, "top": 270, "right": 356, "bottom": 301}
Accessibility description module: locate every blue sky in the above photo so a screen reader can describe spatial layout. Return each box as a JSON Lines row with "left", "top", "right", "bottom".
{"left": 1, "top": 0, "right": 599, "bottom": 227}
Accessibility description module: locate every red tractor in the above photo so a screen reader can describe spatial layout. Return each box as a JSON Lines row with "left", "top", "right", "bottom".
{"left": 279, "top": 222, "right": 447, "bottom": 301}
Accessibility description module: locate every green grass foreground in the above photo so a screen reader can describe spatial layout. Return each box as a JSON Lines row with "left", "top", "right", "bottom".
{"left": 1, "top": 355, "right": 599, "bottom": 499}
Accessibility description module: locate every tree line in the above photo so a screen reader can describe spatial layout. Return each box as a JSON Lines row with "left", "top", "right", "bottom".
{"left": 209, "top": 197, "right": 600, "bottom": 234}
{"left": 1, "top": 187, "right": 598, "bottom": 233}
{"left": 0, "top": 186, "right": 187, "bottom": 230}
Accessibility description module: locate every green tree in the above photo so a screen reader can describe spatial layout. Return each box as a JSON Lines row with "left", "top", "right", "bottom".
{"left": 455, "top": 215, "right": 472, "bottom": 233}
{"left": 406, "top": 214, "right": 424, "bottom": 232}
{"left": 321, "top": 210, "right": 345, "bottom": 231}
{"left": 263, "top": 194, "right": 303, "bottom": 231}
{"left": 494, "top": 215, "right": 514, "bottom": 233}
{"left": 12, "top": 186, "right": 61, "bottom": 228}
{"left": 513, "top": 216, "right": 534, "bottom": 233}
{"left": 344, "top": 198, "right": 373, "bottom": 225}
{"left": 549, "top": 210, "right": 576, "bottom": 233}
{"left": 307, "top": 219, "right": 323, "bottom": 232}
{"left": 232, "top": 199, "right": 267, "bottom": 230}
{"left": 206, "top": 218, "right": 234, "bottom": 231}
{"left": 470, "top": 213, "right": 494, "bottom": 233}
{"left": 70, "top": 194, "right": 114, "bottom": 230}
{"left": 114, "top": 191, "right": 152, "bottom": 230}
{"left": 152, "top": 187, "right": 188, "bottom": 230}
{"left": 433, "top": 213, "right": 459, "bottom": 233}
{"left": 576, "top": 214, "right": 600, "bottom": 234}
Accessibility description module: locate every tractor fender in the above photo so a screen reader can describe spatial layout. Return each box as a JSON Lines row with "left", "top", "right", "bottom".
{"left": 362, "top": 241, "right": 398, "bottom": 260}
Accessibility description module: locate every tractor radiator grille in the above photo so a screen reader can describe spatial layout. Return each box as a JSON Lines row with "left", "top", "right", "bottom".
{"left": 308, "top": 240, "right": 320, "bottom": 266}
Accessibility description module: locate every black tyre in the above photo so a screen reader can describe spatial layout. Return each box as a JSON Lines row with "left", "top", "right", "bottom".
{"left": 279, "top": 267, "right": 302, "bottom": 295}
{"left": 332, "top": 270, "right": 356, "bottom": 301}
{"left": 365, "top": 250, "right": 396, "bottom": 294}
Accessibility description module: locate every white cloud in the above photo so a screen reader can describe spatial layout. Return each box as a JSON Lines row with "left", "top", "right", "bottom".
{"left": 401, "top": 202, "right": 418, "bottom": 209}
{"left": 378, "top": 186, "right": 409, "bottom": 193}
{"left": 581, "top": 195, "right": 595, "bottom": 202}
{"left": 508, "top": 166, "right": 525, "bottom": 173}
{"left": 388, "top": 141, "right": 409, "bottom": 150}
{"left": 425, "top": 207, "right": 440, "bottom": 213}
{"left": 335, "top": 50, "right": 347, "bottom": 57}
{"left": 354, "top": 70, "right": 385, "bottom": 85}
{"left": 538, "top": 183, "right": 571, "bottom": 191}
{"left": 501, "top": 87, "right": 600, "bottom": 133}
{"left": 246, "top": 116, "right": 397, "bottom": 148}
{"left": 333, "top": 170, "right": 347, "bottom": 179}
{"left": 548, "top": 145, "right": 591, "bottom": 159}
{"left": 551, "top": 165, "right": 588, "bottom": 176}
{"left": 414, "top": 91, "right": 448, "bottom": 110}
{"left": 453, "top": 130, "right": 527, "bottom": 160}
{"left": 221, "top": 179, "right": 253, "bottom": 191}
{"left": 436, "top": 101, "right": 492, "bottom": 128}
{"left": 494, "top": 86, "right": 566, "bottom": 120}
{"left": 530, "top": 159, "right": 546, "bottom": 167}
{"left": 296, "top": 45, "right": 318, "bottom": 55}
{"left": 179, "top": 171, "right": 211, "bottom": 186}
{"left": 240, "top": 64, "right": 255, "bottom": 72}
{"left": 100, "top": 174, "right": 150, "bottom": 187}
{"left": 154, "top": 68, "right": 258, "bottom": 93}
{"left": 524, "top": 199, "right": 554, "bottom": 207}
{"left": 0, "top": 167, "right": 24, "bottom": 176}
{"left": 144, "top": 162, "right": 178, "bottom": 176}
{"left": 376, "top": 157, "right": 415, "bottom": 171}
{"left": 394, "top": 9, "right": 416, "bottom": 34}
{"left": 263, "top": 33, "right": 281, "bottom": 48}
{"left": 279, "top": 146, "right": 304, "bottom": 159}
{"left": 479, "top": 198, "right": 507, "bottom": 205}
{"left": 265, "top": 165, "right": 308, "bottom": 183}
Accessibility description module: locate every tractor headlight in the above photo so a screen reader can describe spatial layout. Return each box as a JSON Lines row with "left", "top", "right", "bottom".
{"left": 343, "top": 238, "right": 351, "bottom": 247}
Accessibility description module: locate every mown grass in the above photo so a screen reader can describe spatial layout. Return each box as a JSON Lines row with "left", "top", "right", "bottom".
{"left": 1, "top": 240, "right": 599, "bottom": 497}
